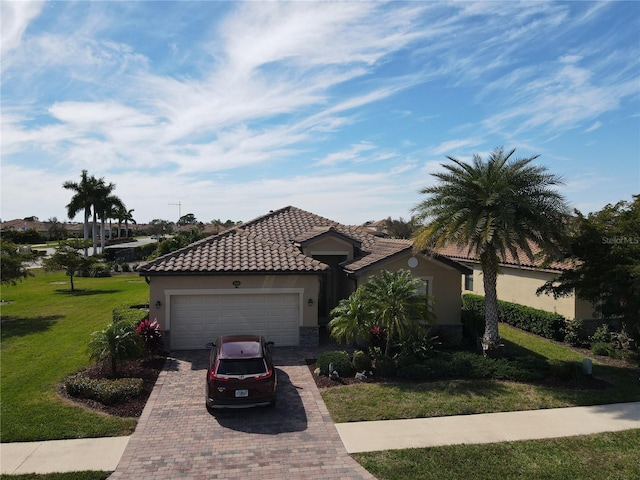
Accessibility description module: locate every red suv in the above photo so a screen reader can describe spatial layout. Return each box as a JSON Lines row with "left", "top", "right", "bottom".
{"left": 206, "top": 335, "right": 277, "bottom": 409}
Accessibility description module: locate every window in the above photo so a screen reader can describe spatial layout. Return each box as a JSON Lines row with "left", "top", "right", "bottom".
{"left": 464, "top": 273, "right": 474, "bottom": 291}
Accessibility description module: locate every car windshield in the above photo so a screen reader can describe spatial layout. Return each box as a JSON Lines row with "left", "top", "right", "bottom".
{"left": 216, "top": 358, "right": 267, "bottom": 376}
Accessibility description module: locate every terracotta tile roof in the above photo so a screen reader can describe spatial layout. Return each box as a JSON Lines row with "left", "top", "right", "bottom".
{"left": 343, "top": 238, "right": 412, "bottom": 273}
{"left": 140, "top": 206, "right": 410, "bottom": 275}
{"left": 435, "top": 242, "right": 574, "bottom": 272}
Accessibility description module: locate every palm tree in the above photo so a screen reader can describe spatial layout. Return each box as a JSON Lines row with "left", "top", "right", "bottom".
{"left": 96, "top": 191, "right": 124, "bottom": 252}
{"left": 363, "top": 269, "right": 434, "bottom": 357}
{"left": 64, "top": 170, "right": 99, "bottom": 257}
{"left": 412, "top": 147, "right": 569, "bottom": 354}
{"left": 115, "top": 206, "right": 136, "bottom": 238}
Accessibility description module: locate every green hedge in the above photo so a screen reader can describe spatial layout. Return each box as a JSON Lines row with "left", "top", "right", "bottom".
{"left": 400, "top": 351, "right": 548, "bottom": 382}
{"left": 64, "top": 375, "right": 144, "bottom": 405}
{"left": 112, "top": 304, "right": 149, "bottom": 325}
{"left": 462, "top": 294, "right": 566, "bottom": 341}
{"left": 316, "top": 350, "right": 354, "bottom": 377}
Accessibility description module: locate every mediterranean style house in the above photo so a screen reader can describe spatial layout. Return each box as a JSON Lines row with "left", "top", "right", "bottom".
{"left": 139, "top": 206, "right": 471, "bottom": 350}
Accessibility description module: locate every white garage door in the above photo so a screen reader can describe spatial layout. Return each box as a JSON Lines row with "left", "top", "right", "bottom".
{"left": 169, "top": 293, "right": 300, "bottom": 350}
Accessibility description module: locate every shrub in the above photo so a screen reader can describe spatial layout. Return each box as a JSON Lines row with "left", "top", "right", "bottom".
{"left": 373, "top": 356, "right": 396, "bottom": 377}
{"left": 591, "top": 342, "right": 614, "bottom": 357}
{"left": 113, "top": 304, "right": 149, "bottom": 325}
{"left": 395, "top": 330, "right": 440, "bottom": 366}
{"left": 89, "top": 320, "right": 143, "bottom": 377}
{"left": 352, "top": 350, "right": 372, "bottom": 372}
{"left": 462, "top": 294, "right": 566, "bottom": 341}
{"left": 64, "top": 375, "right": 144, "bottom": 405}
{"left": 399, "top": 351, "right": 548, "bottom": 382}
{"left": 316, "top": 350, "right": 353, "bottom": 377}
{"left": 136, "top": 318, "right": 163, "bottom": 355}
{"left": 564, "top": 319, "right": 588, "bottom": 347}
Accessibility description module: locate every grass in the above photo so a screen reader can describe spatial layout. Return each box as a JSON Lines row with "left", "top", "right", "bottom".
{"left": 322, "top": 324, "right": 640, "bottom": 423}
{"left": 1, "top": 269, "right": 149, "bottom": 442}
{"left": 354, "top": 429, "right": 640, "bottom": 480}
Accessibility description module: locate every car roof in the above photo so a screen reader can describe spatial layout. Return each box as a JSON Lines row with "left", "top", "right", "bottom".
{"left": 218, "top": 335, "right": 264, "bottom": 359}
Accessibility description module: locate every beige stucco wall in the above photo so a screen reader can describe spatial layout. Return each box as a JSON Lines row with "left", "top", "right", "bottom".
{"left": 146, "top": 274, "right": 320, "bottom": 332}
{"left": 356, "top": 253, "right": 463, "bottom": 326}
{"left": 301, "top": 236, "right": 356, "bottom": 260}
{"left": 465, "top": 264, "right": 596, "bottom": 320}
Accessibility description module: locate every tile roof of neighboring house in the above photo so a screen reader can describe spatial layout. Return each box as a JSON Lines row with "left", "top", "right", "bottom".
{"left": 140, "top": 206, "right": 423, "bottom": 275}
{"left": 436, "top": 243, "right": 575, "bottom": 272}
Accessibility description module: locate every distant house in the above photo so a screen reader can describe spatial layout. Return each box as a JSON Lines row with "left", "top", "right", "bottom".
{"left": 436, "top": 243, "right": 596, "bottom": 322}
{"left": 139, "top": 206, "right": 471, "bottom": 350}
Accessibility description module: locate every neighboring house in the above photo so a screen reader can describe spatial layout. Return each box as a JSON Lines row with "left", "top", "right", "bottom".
{"left": 436, "top": 244, "right": 596, "bottom": 322}
{"left": 139, "top": 206, "right": 471, "bottom": 350}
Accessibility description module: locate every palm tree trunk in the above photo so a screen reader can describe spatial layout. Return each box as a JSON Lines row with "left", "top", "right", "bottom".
{"left": 92, "top": 212, "right": 98, "bottom": 255}
{"left": 83, "top": 210, "right": 90, "bottom": 257}
{"left": 480, "top": 252, "right": 501, "bottom": 355}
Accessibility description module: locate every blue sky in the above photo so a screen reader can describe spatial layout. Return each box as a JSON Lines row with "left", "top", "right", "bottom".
{"left": 2, "top": 1, "right": 639, "bottom": 225}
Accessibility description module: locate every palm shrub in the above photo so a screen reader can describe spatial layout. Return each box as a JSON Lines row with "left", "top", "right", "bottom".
{"left": 89, "top": 320, "right": 143, "bottom": 377}
{"left": 328, "top": 288, "right": 375, "bottom": 345}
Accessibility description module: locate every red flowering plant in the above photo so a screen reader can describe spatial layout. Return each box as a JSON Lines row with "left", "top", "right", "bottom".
{"left": 370, "top": 325, "right": 387, "bottom": 349}
{"left": 135, "top": 318, "right": 163, "bottom": 357}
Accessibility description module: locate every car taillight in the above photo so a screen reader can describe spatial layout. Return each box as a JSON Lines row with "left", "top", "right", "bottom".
{"left": 209, "top": 360, "right": 230, "bottom": 382}
{"left": 254, "top": 365, "right": 273, "bottom": 381}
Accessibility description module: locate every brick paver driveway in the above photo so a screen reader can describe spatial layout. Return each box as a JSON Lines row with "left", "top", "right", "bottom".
{"left": 110, "top": 347, "right": 374, "bottom": 480}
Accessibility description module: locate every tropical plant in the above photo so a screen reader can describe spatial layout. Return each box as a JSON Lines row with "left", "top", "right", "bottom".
{"left": 64, "top": 170, "right": 100, "bottom": 257}
{"left": 89, "top": 320, "right": 143, "bottom": 377}
{"left": 43, "top": 239, "right": 93, "bottom": 291}
{"left": 412, "top": 147, "right": 569, "bottom": 354}
{"left": 135, "top": 318, "right": 163, "bottom": 356}
{"left": 329, "top": 269, "right": 435, "bottom": 357}
{"left": 328, "top": 288, "right": 375, "bottom": 345}
{"left": 364, "top": 269, "right": 435, "bottom": 357}
{"left": 0, "top": 239, "right": 34, "bottom": 285}
{"left": 96, "top": 191, "right": 125, "bottom": 251}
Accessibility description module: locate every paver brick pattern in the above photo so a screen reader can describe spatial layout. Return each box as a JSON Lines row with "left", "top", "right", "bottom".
{"left": 110, "top": 347, "right": 374, "bottom": 480}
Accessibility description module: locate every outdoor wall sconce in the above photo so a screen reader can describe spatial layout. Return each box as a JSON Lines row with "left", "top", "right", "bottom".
{"left": 155, "top": 300, "right": 162, "bottom": 309}
{"left": 308, "top": 298, "right": 314, "bottom": 307}
{"left": 232, "top": 280, "right": 241, "bottom": 288}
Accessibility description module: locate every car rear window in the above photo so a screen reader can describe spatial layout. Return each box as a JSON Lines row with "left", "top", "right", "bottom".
{"left": 216, "top": 358, "right": 267, "bottom": 376}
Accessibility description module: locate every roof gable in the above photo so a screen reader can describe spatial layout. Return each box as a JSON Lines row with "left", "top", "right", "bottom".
{"left": 140, "top": 206, "right": 463, "bottom": 275}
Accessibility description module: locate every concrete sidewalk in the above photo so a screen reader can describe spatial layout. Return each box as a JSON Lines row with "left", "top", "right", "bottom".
{"left": 335, "top": 401, "right": 640, "bottom": 453}
{"left": 1, "top": 436, "right": 129, "bottom": 475}
{"left": 2, "top": 402, "right": 639, "bottom": 475}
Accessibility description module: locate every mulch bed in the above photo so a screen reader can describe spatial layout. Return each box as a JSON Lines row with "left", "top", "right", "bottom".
{"left": 58, "top": 356, "right": 166, "bottom": 418}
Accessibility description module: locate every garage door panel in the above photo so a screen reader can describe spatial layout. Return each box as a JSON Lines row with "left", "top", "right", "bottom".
{"left": 170, "top": 293, "right": 299, "bottom": 349}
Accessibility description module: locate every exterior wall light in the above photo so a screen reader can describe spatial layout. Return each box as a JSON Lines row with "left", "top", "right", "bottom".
{"left": 232, "top": 280, "right": 241, "bottom": 288}
{"left": 155, "top": 300, "right": 162, "bottom": 309}
{"left": 308, "top": 298, "right": 314, "bottom": 307}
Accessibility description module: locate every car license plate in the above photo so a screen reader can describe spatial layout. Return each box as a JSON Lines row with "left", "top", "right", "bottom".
{"left": 235, "top": 389, "right": 249, "bottom": 398}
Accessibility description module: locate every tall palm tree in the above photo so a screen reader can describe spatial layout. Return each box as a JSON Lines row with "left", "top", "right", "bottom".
{"left": 64, "top": 170, "right": 98, "bottom": 257}
{"left": 122, "top": 208, "right": 136, "bottom": 238}
{"left": 95, "top": 187, "right": 123, "bottom": 253}
{"left": 412, "top": 147, "right": 569, "bottom": 354}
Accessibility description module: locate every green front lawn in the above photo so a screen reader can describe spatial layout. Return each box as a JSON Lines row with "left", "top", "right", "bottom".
{"left": 322, "top": 324, "right": 640, "bottom": 423}
{"left": 1, "top": 270, "right": 149, "bottom": 442}
{"left": 355, "top": 429, "right": 640, "bottom": 480}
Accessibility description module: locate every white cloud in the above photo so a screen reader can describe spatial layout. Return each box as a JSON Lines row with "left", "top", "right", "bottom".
{"left": 1, "top": 1, "right": 43, "bottom": 55}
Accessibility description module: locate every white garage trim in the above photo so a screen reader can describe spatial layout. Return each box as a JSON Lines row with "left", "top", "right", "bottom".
{"left": 164, "top": 288, "right": 304, "bottom": 349}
